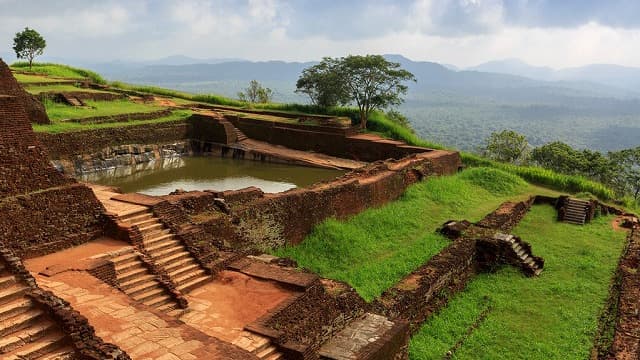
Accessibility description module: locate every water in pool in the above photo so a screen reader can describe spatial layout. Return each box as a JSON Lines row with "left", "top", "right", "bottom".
{"left": 79, "top": 156, "right": 345, "bottom": 195}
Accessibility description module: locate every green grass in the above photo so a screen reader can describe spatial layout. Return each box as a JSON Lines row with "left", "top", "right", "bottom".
{"left": 13, "top": 73, "right": 69, "bottom": 83}
{"left": 11, "top": 62, "right": 106, "bottom": 84}
{"left": 24, "top": 84, "right": 117, "bottom": 94}
{"left": 275, "top": 168, "right": 551, "bottom": 301}
{"left": 33, "top": 109, "right": 192, "bottom": 133}
{"left": 409, "top": 205, "right": 626, "bottom": 360}
{"left": 44, "top": 99, "right": 163, "bottom": 121}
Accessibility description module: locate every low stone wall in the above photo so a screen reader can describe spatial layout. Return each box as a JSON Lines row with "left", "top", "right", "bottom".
{"left": 226, "top": 115, "right": 428, "bottom": 162}
{"left": 475, "top": 197, "right": 535, "bottom": 232}
{"left": 1, "top": 60, "right": 49, "bottom": 124}
{"left": 371, "top": 239, "right": 477, "bottom": 332}
{"left": 38, "top": 91, "right": 126, "bottom": 103}
{"left": 607, "top": 227, "right": 640, "bottom": 359}
{"left": 0, "top": 183, "right": 105, "bottom": 259}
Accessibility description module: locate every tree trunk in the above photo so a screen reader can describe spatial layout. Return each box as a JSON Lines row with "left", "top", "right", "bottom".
{"left": 29, "top": 57, "right": 33, "bottom": 70}
{"left": 360, "top": 110, "right": 366, "bottom": 130}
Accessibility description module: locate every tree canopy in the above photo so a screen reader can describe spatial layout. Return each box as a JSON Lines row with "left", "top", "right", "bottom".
{"left": 238, "top": 80, "right": 273, "bottom": 104}
{"left": 482, "top": 130, "right": 530, "bottom": 164}
{"left": 13, "top": 27, "right": 46, "bottom": 69}
{"left": 296, "top": 55, "right": 415, "bottom": 129}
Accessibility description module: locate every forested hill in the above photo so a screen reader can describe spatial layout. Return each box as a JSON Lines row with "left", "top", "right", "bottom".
{"left": 83, "top": 55, "right": 640, "bottom": 152}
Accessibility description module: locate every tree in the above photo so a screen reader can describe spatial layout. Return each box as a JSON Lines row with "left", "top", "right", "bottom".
{"left": 532, "top": 141, "right": 582, "bottom": 175}
{"left": 609, "top": 147, "right": 640, "bottom": 201}
{"left": 13, "top": 27, "right": 46, "bottom": 70}
{"left": 483, "top": 130, "right": 530, "bottom": 164}
{"left": 296, "top": 55, "right": 415, "bottom": 129}
{"left": 238, "top": 80, "right": 273, "bottom": 104}
{"left": 295, "top": 57, "right": 350, "bottom": 107}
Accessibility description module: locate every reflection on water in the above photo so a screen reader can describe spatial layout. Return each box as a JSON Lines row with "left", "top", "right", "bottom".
{"left": 79, "top": 157, "right": 345, "bottom": 195}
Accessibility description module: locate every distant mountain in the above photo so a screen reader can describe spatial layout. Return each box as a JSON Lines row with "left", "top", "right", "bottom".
{"left": 141, "top": 55, "right": 246, "bottom": 66}
{"left": 469, "top": 59, "right": 640, "bottom": 93}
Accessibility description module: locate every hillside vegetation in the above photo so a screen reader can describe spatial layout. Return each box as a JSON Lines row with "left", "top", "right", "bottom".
{"left": 11, "top": 62, "right": 106, "bottom": 84}
{"left": 275, "top": 168, "right": 556, "bottom": 301}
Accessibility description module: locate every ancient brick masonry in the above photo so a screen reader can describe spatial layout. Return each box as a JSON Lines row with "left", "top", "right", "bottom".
{"left": 0, "top": 59, "right": 49, "bottom": 124}
{"left": 0, "top": 67, "right": 106, "bottom": 258}
{"left": 0, "top": 246, "right": 130, "bottom": 359}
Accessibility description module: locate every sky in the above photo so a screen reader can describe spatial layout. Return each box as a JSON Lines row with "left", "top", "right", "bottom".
{"left": 1, "top": 0, "right": 640, "bottom": 68}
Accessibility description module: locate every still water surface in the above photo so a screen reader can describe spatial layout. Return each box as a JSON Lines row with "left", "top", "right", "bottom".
{"left": 80, "top": 157, "right": 345, "bottom": 195}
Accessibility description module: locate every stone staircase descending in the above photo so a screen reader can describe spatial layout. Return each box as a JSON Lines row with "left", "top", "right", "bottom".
{"left": 562, "top": 198, "right": 590, "bottom": 225}
{"left": 502, "top": 234, "right": 543, "bottom": 276}
{"left": 119, "top": 209, "right": 211, "bottom": 294}
{"left": 0, "top": 263, "right": 76, "bottom": 359}
{"left": 217, "top": 117, "right": 249, "bottom": 142}
{"left": 232, "top": 331, "right": 283, "bottom": 360}
{"left": 110, "top": 250, "right": 181, "bottom": 313}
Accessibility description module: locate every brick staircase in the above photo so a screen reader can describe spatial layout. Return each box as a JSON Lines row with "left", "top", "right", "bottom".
{"left": 218, "top": 117, "right": 249, "bottom": 142}
{"left": 120, "top": 210, "right": 211, "bottom": 294}
{"left": 60, "top": 93, "right": 85, "bottom": 107}
{"left": 0, "top": 263, "right": 76, "bottom": 359}
{"left": 501, "top": 234, "right": 543, "bottom": 276}
{"left": 110, "top": 250, "right": 181, "bottom": 314}
{"left": 562, "top": 198, "right": 590, "bottom": 225}
{"left": 232, "top": 331, "right": 283, "bottom": 360}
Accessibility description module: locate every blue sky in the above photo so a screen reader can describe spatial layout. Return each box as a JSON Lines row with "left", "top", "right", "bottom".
{"left": 1, "top": 0, "right": 639, "bottom": 67}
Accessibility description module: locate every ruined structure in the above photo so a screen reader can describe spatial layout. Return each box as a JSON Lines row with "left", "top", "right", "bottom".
{"left": 0, "top": 59, "right": 49, "bottom": 124}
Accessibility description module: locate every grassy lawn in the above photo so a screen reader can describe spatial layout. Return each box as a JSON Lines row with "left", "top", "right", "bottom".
{"left": 11, "top": 63, "right": 106, "bottom": 83}
{"left": 276, "top": 168, "right": 558, "bottom": 301}
{"left": 13, "top": 73, "right": 70, "bottom": 83}
{"left": 33, "top": 109, "right": 192, "bottom": 133}
{"left": 24, "top": 84, "right": 116, "bottom": 94}
{"left": 409, "top": 205, "right": 626, "bottom": 360}
{"left": 44, "top": 99, "right": 164, "bottom": 121}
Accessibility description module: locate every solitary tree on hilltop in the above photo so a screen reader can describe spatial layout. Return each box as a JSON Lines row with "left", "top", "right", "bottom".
{"left": 296, "top": 55, "right": 415, "bottom": 129}
{"left": 238, "top": 80, "right": 273, "bottom": 104}
{"left": 13, "top": 27, "right": 46, "bottom": 70}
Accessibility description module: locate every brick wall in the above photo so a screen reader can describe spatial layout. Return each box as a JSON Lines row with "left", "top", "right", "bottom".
{"left": 0, "top": 59, "right": 49, "bottom": 124}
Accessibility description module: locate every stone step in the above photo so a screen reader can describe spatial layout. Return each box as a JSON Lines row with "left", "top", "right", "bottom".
{"left": 568, "top": 199, "right": 590, "bottom": 205}
{"left": 111, "top": 252, "right": 139, "bottom": 266}
{"left": 3, "top": 331, "right": 68, "bottom": 360}
{"left": 143, "top": 229, "right": 172, "bottom": 241}
{"left": 119, "top": 274, "right": 157, "bottom": 291}
{"left": 143, "top": 294, "right": 174, "bottom": 309}
{"left": 38, "top": 345, "right": 76, "bottom": 360}
{"left": 125, "top": 279, "right": 161, "bottom": 297}
{"left": 516, "top": 249, "right": 525, "bottom": 258}
{"left": 119, "top": 210, "right": 153, "bottom": 223}
{"left": 534, "top": 268, "right": 543, "bottom": 276}
{"left": 0, "top": 274, "right": 16, "bottom": 290}
{"left": 264, "top": 352, "right": 283, "bottom": 360}
{"left": 164, "top": 258, "right": 199, "bottom": 274}
{"left": 156, "top": 302, "right": 178, "bottom": 313}
{"left": 116, "top": 267, "right": 148, "bottom": 283}
{"left": 145, "top": 238, "right": 181, "bottom": 253}
{"left": 114, "top": 260, "right": 144, "bottom": 274}
{"left": 168, "top": 263, "right": 201, "bottom": 279}
{"left": 149, "top": 245, "right": 186, "bottom": 261}
{"left": 256, "top": 345, "right": 278, "bottom": 359}
{"left": 130, "top": 217, "right": 162, "bottom": 228}
{"left": 176, "top": 274, "right": 210, "bottom": 293}
{"left": 143, "top": 233, "right": 175, "bottom": 247}
{"left": 132, "top": 287, "right": 166, "bottom": 303}
{"left": 566, "top": 204, "right": 586, "bottom": 210}
{"left": 0, "top": 319, "right": 56, "bottom": 353}
{"left": 174, "top": 269, "right": 207, "bottom": 286}
{"left": 155, "top": 251, "right": 191, "bottom": 267}
{"left": 138, "top": 223, "right": 164, "bottom": 234}
{"left": 0, "top": 285, "right": 28, "bottom": 307}
{"left": 0, "top": 309, "right": 44, "bottom": 337}
{"left": 0, "top": 298, "right": 33, "bottom": 321}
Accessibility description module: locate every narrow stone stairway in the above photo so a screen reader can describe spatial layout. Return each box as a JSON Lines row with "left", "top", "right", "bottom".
{"left": 0, "top": 263, "right": 76, "bottom": 359}
{"left": 562, "top": 198, "right": 590, "bottom": 225}
{"left": 119, "top": 209, "right": 211, "bottom": 294}
{"left": 60, "top": 93, "right": 85, "bottom": 107}
{"left": 232, "top": 331, "right": 283, "bottom": 360}
{"left": 218, "top": 117, "right": 249, "bottom": 142}
{"left": 503, "top": 234, "right": 543, "bottom": 276}
{"left": 111, "top": 250, "right": 181, "bottom": 313}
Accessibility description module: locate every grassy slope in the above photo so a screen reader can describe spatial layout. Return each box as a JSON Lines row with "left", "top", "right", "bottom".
{"left": 409, "top": 205, "right": 626, "bottom": 360}
{"left": 276, "top": 168, "right": 558, "bottom": 301}
{"left": 33, "top": 109, "right": 192, "bottom": 134}
{"left": 44, "top": 99, "right": 163, "bottom": 121}
{"left": 11, "top": 62, "right": 106, "bottom": 84}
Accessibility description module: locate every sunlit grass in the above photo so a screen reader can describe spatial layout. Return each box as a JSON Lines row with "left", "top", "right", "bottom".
{"left": 409, "top": 205, "right": 626, "bottom": 360}
{"left": 44, "top": 99, "right": 163, "bottom": 121}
